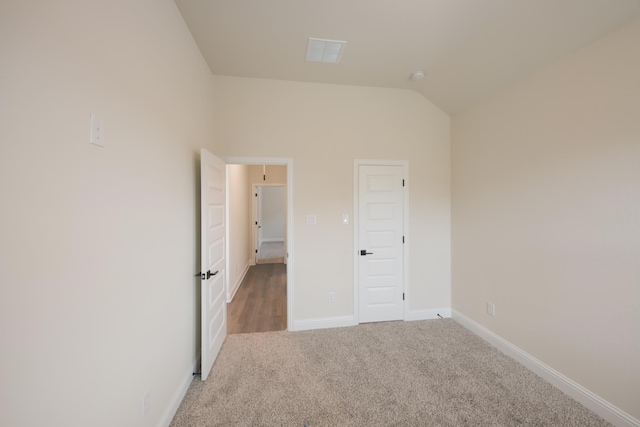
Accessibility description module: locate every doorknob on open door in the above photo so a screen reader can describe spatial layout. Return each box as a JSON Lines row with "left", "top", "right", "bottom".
{"left": 360, "top": 250, "right": 373, "bottom": 256}
{"left": 196, "top": 270, "right": 219, "bottom": 280}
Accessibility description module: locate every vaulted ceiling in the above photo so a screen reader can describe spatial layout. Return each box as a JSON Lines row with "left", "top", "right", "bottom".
{"left": 174, "top": 0, "right": 640, "bottom": 114}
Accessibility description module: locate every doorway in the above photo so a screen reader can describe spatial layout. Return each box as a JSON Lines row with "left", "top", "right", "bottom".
{"left": 226, "top": 263, "right": 287, "bottom": 333}
{"left": 254, "top": 184, "right": 286, "bottom": 264}
{"left": 224, "top": 158, "right": 293, "bottom": 333}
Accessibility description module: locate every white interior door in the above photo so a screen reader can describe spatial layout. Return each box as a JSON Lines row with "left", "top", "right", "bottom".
{"left": 358, "top": 165, "right": 404, "bottom": 323}
{"left": 200, "top": 149, "right": 227, "bottom": 381}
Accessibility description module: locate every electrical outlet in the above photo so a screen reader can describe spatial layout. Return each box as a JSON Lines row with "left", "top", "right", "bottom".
{"left": 487, "top": 302, "right": 496, "bottom": 317}
{"left": 143, "top": 390, "right": 151, "bottom": 417}
{"left": 328, "top": 292, "right": 335, "bottom": 302}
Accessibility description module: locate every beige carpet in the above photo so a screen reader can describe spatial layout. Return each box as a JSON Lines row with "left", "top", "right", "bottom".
{"left": 170, "top": 319, "right": 611, "bottom": 427}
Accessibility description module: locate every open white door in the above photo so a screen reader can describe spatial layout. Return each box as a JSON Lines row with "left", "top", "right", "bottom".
{"left": 200, "top": 149, "right": 227, "bottom": 381}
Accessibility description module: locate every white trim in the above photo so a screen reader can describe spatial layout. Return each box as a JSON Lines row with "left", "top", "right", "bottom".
{"left": 293, "top": 315, "right": 357, "bottom": 332}
{"left": 224, "top": 156, "right": 292, "bottom": 166}
{"left": 452, "top": 310, "right": 640, "bottom": 427}
{"left": 222, "top": 157, "right": 294, "bottom": 332}
{"left": 260, "top": 238, "right": 285, "bottom": 243}
{"left": 224, "top": 165, "right": 230, "bottom": 308}
{"left": 227, "top": 261, "right": 250, "bottom": 303}
{"left": 353, "top": 159, "right": 409, "bottom": 324}
{"left": 353, "top": 164, "right": 359, "bottom": 322}
{"left": 402, "top": 167, "right": 409, "bottom": 321}
{"left": 405, "top": 308, "right": 451, "bottom": 321}
{"left": 158, "top": 358, "right": 199, "bottom": 427}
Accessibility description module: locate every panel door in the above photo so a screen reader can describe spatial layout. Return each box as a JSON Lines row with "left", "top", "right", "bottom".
{"left": 358, "top": 165, "right": 404, "bottom": 323}
{"left": 200, "top": 149, "right": 227, "bottom": 381}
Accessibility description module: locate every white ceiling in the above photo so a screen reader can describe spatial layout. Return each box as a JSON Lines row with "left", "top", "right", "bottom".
{"left": 174, "top": 0, "right": 640, "bottom": 114}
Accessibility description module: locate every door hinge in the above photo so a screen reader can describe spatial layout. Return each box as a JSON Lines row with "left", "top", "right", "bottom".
{"left": 255, "top": 249, "right": 258, "bottom": 253}
{"left": 402, "top": 236, "right": 405, "bottom": 243}
{"left": 402, "top": 179, "right": 405, "bottom": 187}
{"left": 255, "top": 221, "right": 258, "bottom": 225}
{"left": 255, "top": 193, "right": 258, "bottom": 197}
{"left": 403, "top": 293, "right": 405, "bottom": 301}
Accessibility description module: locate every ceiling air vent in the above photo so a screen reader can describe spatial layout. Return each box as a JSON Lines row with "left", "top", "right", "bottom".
{"left": 306, "top": 38, "right": 346, "bottom": 64}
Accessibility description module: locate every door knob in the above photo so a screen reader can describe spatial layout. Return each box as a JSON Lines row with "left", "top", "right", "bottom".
{"left": 360, "top": 250, "right": 373, "bottom": 256}
{"left": 196, "top": 270, "right": 219, "bottom": 280}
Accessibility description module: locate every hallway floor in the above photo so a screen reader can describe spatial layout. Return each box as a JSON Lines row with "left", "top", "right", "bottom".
{"left": 227, "top": 263, "right": 287, "bottom": 334}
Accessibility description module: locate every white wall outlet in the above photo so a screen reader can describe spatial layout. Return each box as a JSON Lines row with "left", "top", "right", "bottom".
{"left": 305, "top": 215, "right": 317, "bottom": 225}
{"left": 143, "top": 390, "right": 151, "bottom": 417}
{"left": 90, "top": 114, "right": 105, "bottom": 147}
{"left": 328, "top": 292, "right": 335, "bottom": 302}
{"left": 487, "top": 302, "right": 496, "bottom": 317}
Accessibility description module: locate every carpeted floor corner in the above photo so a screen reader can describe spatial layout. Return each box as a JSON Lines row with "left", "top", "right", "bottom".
{"left": 170, "top": 319, "right": 611, "bottom": 426}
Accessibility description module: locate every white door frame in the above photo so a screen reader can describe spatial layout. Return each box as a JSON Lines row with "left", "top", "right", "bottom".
{"left": 353, "top": 159, "right": 409, "bottom": 323}
{"left": 223, "top": 156, "right": 294, "bottom": 332}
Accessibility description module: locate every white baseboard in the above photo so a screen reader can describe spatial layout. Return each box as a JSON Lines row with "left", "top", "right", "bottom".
{"left": 405, "top": 308, "right": 451, "bottom": 321}
{"left": 158, "top": 358, "right": 199, "bottom": 427}
{"left": 227, "top": 261, "right": 250, "bottom": 302}
{"left": 293, "top": 315, "right": 357, "bottom": 331}
{"left": 452, "top": 310, "right": 639, "bottom": 427}
{"left": 260, "top": 238, "right": 284, "bottom": 243}
{"left": 293, "top": 311, "right": 453, "bottom": 331}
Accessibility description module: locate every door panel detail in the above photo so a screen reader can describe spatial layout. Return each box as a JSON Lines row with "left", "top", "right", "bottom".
{"left": 200, "top": 149, "right": 227, "bottom": 381}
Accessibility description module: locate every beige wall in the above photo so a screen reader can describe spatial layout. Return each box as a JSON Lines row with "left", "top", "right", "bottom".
{"left": 451, "top": 19, "right": 640, "bottom": 419}
{"left": 212, "top": 77, "right": 451, "bottom": 321}
{"left": 227, "top": 164, "right": 252, "bottom": 298}
{"left": 0, "top": 1, "right": 216, "bottom": 426}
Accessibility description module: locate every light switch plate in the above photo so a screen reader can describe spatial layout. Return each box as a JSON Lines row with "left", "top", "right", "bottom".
{"left": 90, "top": 114, "right": 105, "bottom": 147}
{"left": 305, "top": 215, "right": 316, "bottom": 225}
{"left": 487, "top": 302, "right": 496, "bottom": 317}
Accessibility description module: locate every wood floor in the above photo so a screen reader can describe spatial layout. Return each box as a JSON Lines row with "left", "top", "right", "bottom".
{"left": 227, "top": 263, "right": 287, "bottom": 334}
